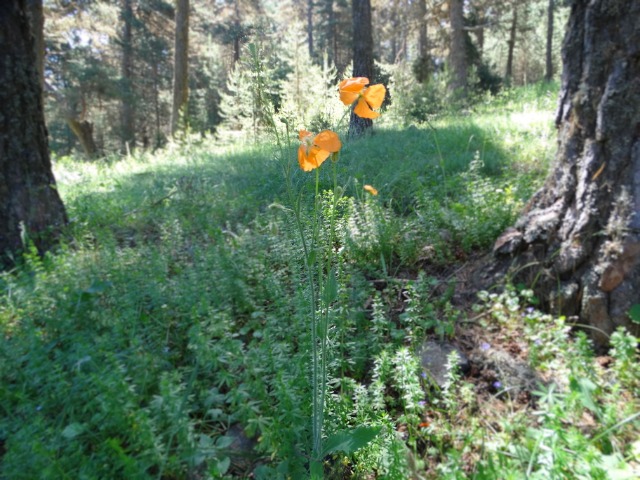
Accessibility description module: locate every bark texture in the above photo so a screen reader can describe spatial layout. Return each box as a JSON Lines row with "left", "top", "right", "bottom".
{"left": 448, "top": 0, "right": 467, "bottom": 94}
{"left": 0, "top": 0, "right": 67, "bottom": 263}
{"left": 492, "top": 0, "right": 640, "bottom": 344}
{"left": 349, "top": 0, "right": 374, "bottom": 138}
{"left": 171, "top": 0, "right": 190, "bottom": 136}
{"left": 26, "top": 0, "right": 44, "bottom": 95}
{"left": 545, "top": 0, "right": 554, "bottom": 82}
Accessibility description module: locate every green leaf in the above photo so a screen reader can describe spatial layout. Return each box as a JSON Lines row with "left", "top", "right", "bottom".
{"left": 215, "top": 435, "right": 234, "bottom": 449}
{"left": 215, "top": 457, "right": 231, "bottom": 476}
{"left": 310, "top": 460, "right": 324, "bottom": 479}
{"left": 320, "top": 426, "right": 381, "bottom": 457}
{"left": 628, "top": 304, "right": 640, "bottom": 324}
{"left": 306, "top": 250, "right": 316, "bottom": 268}
{"left": 569, "top": 377, "right": 600, "bottom": 416}
{"left": 62, "top": 422, "right": 85, "bottom": 440}
{"left": 322, "top": 268, "right": 338, "bottom": 305}
{"left": 600, "top": 453, "right": 638, "bottom": 480}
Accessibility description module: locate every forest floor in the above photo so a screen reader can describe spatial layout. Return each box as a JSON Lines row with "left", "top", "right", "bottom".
{"left": 1, "top": 83, "right": 639, "bottom": 479}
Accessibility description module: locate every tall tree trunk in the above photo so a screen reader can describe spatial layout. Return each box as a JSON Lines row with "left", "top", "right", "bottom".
{"left": 330, "top": 0, "right": 337, "bottom": 68}
{"left": 349, "top": 0, "right": 374, "bottom": 138}
{"left": 474, "top": 6, "right": 485, "bottom": 58}
{"left": 233, "top": 1, "right": 241, "bottom": 63}
{"left": 26, "top": 0, "right": 44, "bottom": 97}
{"left": 505, "top": 5, "right": 518, "bottom": 80}
{"left": 153, "top": 60, "right": 162, "bottom": 148}
{"left": 490, "top": 0, "right": 640, "bottom": 345}
{"left": 418, "top": 0, "right": 428, "bottom": 60}
{"left": 390, "top": 0, "right": 398, "bottom": 63}
{"left": 545, "top": 0, "right": 554, "bottom": 82}
{"left": 307, "top": 0, "right": 314, "bottom": 58}
{"left": 414, "top": 0, "right": 430, "bottom": 83}
{"left": 171, "top": 0, "right": 189, "bottom": 136}
{"left": 120, "top": 0, "right": 135, "bottom": 151}
{"left": 448, "top": 0, "right": 467, "bottom": 94}
{"left": 0, "top": 0, "right": 67, "bottom": 264}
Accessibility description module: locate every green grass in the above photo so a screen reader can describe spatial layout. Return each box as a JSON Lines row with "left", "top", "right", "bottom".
{"left": 1, "top": 84, "right": 638, "bottom": 479}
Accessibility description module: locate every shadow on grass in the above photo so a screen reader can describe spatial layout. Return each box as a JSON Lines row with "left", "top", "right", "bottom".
{"left": 339, "top": 121, "right": 518, "bottom": 213}
{"left": 59, "top": 117, "right": 532, "bottom": 249}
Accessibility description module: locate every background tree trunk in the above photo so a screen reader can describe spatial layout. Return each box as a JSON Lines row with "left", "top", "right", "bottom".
{"left": 448, "top": 0, "right": 467, "bottom": 94}
{"left": 505, "top": 5, "right": 518, "bottom": 80}
{"left": 120, "top": 0, "right": 135, "bottom": 150}
{"left": 545, "top": 0, "right": 554, "bottom": 82}
{"left": 0, "top": 0, "right": 67, "bottom": 264}
{"left": 171, "top": 0, "right": 189, "bottom": 136}
{"left": 491, "top": 0, "right": 640, "bottom": 344}
{"left": 233, "top": 1, "right": 241, "bottom": 63}
{"left": 66, "top": 117, "right": 99, "bottom": 159}
{"left": 413, "top": 0, "right": 430, "bottom": 83}
{"left": 329, "top": 0, "right": 337, "bottom": 68}
{"left": 349, "top": 0, "right": 374, "bottom": 138}
{"left": 307, "top": 0, "right": 314, "bottom": 58}
{"left": 418, "top": 0, "right": 428, "bottom": 60}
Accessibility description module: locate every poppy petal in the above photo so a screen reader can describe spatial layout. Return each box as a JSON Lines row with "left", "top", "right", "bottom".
{"left": 299, "top": 129, "right": 313, "bottom": 141}
{"left": 340, "top": 91, "right": 360, "bottom": 106}
{"left": 339, "top": 77, "right": 369, "bottom": 105}
{"left": 354, "top": 97, "right": 380, "bottom": 119}
{"left": 363, "top": 84, "right": 386, "bottom": 109}
{"left": 339, "top": 77, "right": 369, "bottom": 92}
{"left": 298, "top": 145, "right": 313, "bottom": 171}
{"left": 299, "top": 146, "right": 331, "bottom": 171}
{"left": 314, "top": 130, "right": 342, "bottom": 153}
{"left": 364, "top": 185, "right": 378, "bottom": 195}
{"left": 312, "top": 148, "right": 331, "bottom": 167}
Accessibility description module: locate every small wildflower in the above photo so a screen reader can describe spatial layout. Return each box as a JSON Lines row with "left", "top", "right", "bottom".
{"left": 418, "top": 400, "right": 426, "bottom": 408}
{"left": 36, "top": 405, "right": 42, "bottom": 411}
{"left": 493, "top": 381, "right": 502, "bottom": 389}
{"left": 420, "top": 372, "right": 427, "bottom": 379}
{"left": 364, "top": 184, "right": 378, "bottom": 195}
{"left": 480, "top": 341, "right": 491, "bottom": 351}
{"left": 534, "top": 338, "right": 542, "bottom": 346}
{"left": 525, "top": 306, "right": 535, "bottom": 314}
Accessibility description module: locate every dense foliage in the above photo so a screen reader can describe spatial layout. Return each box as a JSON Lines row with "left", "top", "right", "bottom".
{"left": 1, "top": 83, "right": 638, "bottom": 478}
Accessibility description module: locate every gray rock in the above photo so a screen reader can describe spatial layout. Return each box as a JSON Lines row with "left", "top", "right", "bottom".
{"left": 420, "top": 340, "right": 469, "bottom": 387}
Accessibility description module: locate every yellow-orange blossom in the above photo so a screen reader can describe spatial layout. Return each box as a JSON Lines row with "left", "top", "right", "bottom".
{"left": 298, "top": 130, "right": 342, "bottom": 172}
{"left": 338, "top": 77, "right": 386, "bottom": 119}
{"left": 364, "top": 185, "right": 378, "bottom": 196}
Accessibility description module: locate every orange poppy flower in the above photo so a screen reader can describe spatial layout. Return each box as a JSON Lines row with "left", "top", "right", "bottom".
{"left": 364, "top": 184, "right": 378, "bottom": 195}
{"left": 298, "top": 129, "right": 342, "bottom": 171}
{"left": 338, "top": 77, "right": 386, "bottom": 119}
{"left": 339, "top": 77, "right": 370, "bottom": 105}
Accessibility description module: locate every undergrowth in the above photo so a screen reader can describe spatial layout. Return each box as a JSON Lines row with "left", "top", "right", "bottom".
{"left": 1, "top": 84, "right": 638, "bottom": 479}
